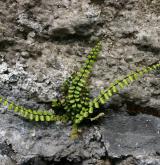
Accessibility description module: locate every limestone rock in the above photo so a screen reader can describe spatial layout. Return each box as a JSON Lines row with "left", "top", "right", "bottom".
{"left": 0, "top": 0, "right": 160, "bottom": 164}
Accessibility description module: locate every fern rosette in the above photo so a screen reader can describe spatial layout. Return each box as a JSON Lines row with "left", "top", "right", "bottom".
{"left": 0, "top": 40, "right": 159, "bottom": 132}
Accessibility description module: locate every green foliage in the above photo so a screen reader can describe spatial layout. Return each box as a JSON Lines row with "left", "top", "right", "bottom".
{"left": 0, "top": 41, "right": 160, "bottom": 132}
{"left": 0, "top": 96, "right": 68, "bottom": 122}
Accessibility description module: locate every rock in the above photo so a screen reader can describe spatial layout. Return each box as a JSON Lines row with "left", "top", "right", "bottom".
{"left": 0, "top": 63, "right": 8, "bottom": 74}
{"left": 21, "top": 52, "right": 30, "bottom": 59}
{"left": 0, "top": 111, "right": 160, "bottom": 164}
{"left": 0, "top": 155, "right": 15, "bottom": 165}
{"left": 16, "top": 0, "right": 102, "bottom": 39}
{"left": 101, "top": 113, "right": 160, "bottom": 157}
{"left": 0, "top": 0, "right": 160, "bottom": 164}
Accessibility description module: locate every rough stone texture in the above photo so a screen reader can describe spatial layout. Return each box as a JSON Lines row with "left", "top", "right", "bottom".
{"left": 0, "top": 0, "right": 160, "bottom": 164}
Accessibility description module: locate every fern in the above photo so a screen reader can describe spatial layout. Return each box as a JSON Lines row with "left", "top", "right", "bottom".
{"left": 0, "top": 41, "right": 160, "bottom": 133}
{"left": 63, "top": 41, "right": 102, "bottom": 121}
{"left": 74, "top": 63, "right": 160, "bottom": 123}
{"left": 0, "top": 96, "right": 68, "bottom": 122}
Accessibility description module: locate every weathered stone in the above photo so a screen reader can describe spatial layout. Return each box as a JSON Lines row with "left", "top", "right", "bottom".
{"left": 0, "top": 154, "right": 15, "bottom": 165}
{"left": 0, "top": 0, "right": 160, "bottom": 164}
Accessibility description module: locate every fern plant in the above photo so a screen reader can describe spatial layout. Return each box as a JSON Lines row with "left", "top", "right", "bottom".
{"left": 0, "top": 41, "right": 160, "bottom": 132}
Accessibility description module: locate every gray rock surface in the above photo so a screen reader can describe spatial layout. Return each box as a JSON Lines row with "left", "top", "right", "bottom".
{"left": 0, "top": 0, "right": 160, "bottom": 164}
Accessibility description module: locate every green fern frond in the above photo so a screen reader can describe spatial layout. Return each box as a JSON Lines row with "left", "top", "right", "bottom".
{"left": 91, "top": 63, "right": 160, "bottom": 108}
{"left": 63, "top": 41, "right": 102, "bottom": 119}
{"left": 0, "top": 95, "right": 67, "bottom": 122}
{"left": 73, "top": 63, "right": 160, "bottom": 124}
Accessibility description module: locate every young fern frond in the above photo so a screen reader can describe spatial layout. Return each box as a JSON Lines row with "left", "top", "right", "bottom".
{"left": 63, "top": 41, "right": 102, "bottom": 119}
